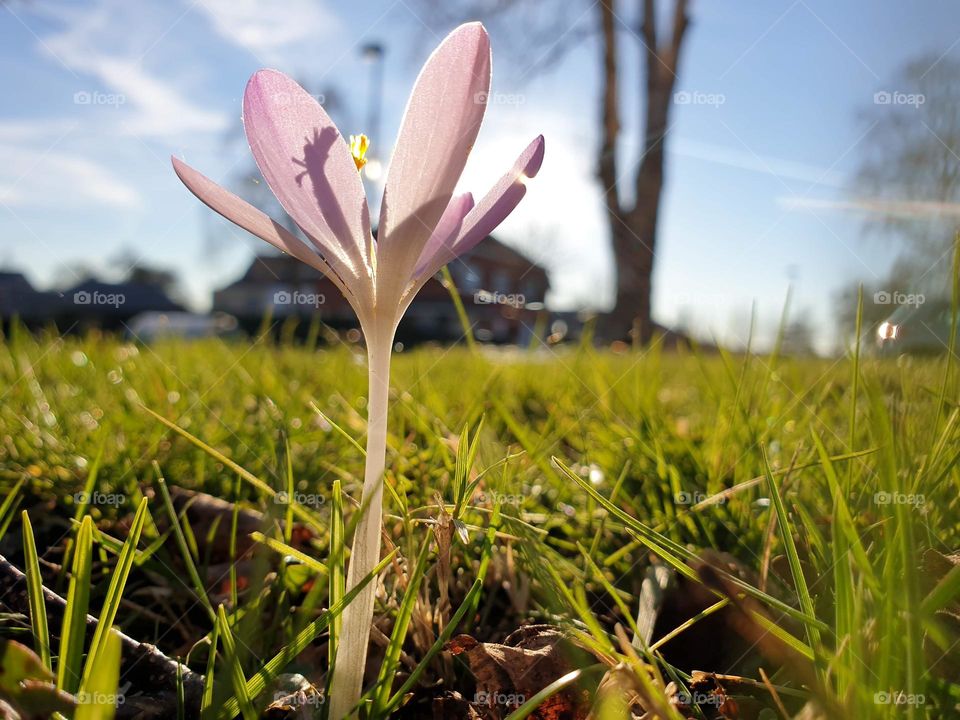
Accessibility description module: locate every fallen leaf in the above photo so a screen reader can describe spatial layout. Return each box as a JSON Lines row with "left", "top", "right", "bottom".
{"left": 447, "top": 625, "right": 592, "bottom": 719}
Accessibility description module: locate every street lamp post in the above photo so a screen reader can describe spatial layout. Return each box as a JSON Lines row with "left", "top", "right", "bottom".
{"left": 361, "top": 42, "right": 385, "bottom": 182}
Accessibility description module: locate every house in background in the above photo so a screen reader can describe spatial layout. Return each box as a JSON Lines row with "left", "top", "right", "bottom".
{"left": 58, "top": 279, "right": 183, "bottom": 330}
{"left": 0, "top": 270, "right": 183, "bottom": 331}
{"left": 213, "top": 235, "right": 551, "bottom": 344}
{"left": 0, "top": 271, "right": 61, "bottom": 326}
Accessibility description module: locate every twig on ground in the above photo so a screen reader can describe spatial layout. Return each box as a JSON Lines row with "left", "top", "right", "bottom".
{"left": 0, "top": 553, "right": 204, "bottom": 719}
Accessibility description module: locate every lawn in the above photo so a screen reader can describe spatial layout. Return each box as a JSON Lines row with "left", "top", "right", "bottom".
{"left": 0, "top": 322, "right": 958, "bottom": 719}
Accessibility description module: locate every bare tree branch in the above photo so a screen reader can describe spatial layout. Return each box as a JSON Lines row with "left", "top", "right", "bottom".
{"left": 598, "top": 0, "right": 622, "bottom": 220}
{"left": 0, "top": 554, "right": 204, "bottom": 719}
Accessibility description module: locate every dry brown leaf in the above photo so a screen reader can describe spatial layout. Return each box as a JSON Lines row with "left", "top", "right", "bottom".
{"left": 447, "top": 625, "right": 592, "bottom": 719}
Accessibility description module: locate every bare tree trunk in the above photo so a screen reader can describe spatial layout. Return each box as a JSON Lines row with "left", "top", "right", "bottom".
{"left": 599, "top": 0, "right": 689, "bottom": 343}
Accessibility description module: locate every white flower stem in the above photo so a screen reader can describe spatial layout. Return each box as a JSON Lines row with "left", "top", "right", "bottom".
{"left": 329, "top": 332, "right": 392, "bottom": 719}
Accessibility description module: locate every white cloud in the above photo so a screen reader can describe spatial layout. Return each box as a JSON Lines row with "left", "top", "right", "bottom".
{"left": 194, "top": 0, "right": 342, "bottom": 66}
{"left": 34, "top": 0, "right": 228, "bottom": 139}
{"left": 0, "top": 141, "right": 141, "bottom": 209}
{"left": 0, "top": 120, "right": 78, "bottom": 143}
{"left": 83, "top": 56, "right": 227, "bottom": 138}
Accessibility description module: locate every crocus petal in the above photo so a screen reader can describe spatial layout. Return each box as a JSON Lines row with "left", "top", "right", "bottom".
{"left": 243, "top": 69, "right": 373, "bottom": 284}
{"left": 411, "top": 135, "right": 545, "bottom": 285}
{"left": 376, "top": 23, "right": 491, "bottom": 301}
{"left": 412, "top": 193, "right": 475, "bottom": 279}
{"left": 171, "top": 157, "right": 364, "bottom": 314}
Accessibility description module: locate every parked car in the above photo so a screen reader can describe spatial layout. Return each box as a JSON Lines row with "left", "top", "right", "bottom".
{"left": 125, "top": 312, "right": 239, "bottom": 342}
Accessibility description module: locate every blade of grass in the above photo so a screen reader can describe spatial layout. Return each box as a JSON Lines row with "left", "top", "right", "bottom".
{"left": 309, "top": 402, "right": 366, "bottom": 457}
{"left": 328, "top": 479, "right": 345, "bottom": 679}
{"left": 440, "top": 265, "right": 476, "bottom": 352}
{"left": 372, "top": 534, "right": 432, "bottom": 713}
{"left": 282, "top": 436, "right": 294, "bottom": 545}
{"left": 847, "top": 285, "right": 863, "bottom": 491}
{"left": 79, "top": 497, "right": 148, "bottom": 690}
{"left": 216, "top": 549, "right": 397, "bottom": 720}
{"left": 554, "top": 456, "right": 827, "bottom": 630}
{"left": 762, "top": 448, "right": 823, "bottom": 674}
{"left": 578, "top": 543, "right": 643, "bottom": 645}
{"left": 154, "top": 466, "right": 216, "bottom": 623}
{"left": 200, "top": 623, "right": 220, "bottom": 720}
{"left": 922, "top": 562, "right": 960, "bottom": 616}
{"left": 75, "top": 630, "right": 121, "bottom": 720}
{"left": 62, "top": 441, "right": 105, "bottom": 583}
{"left": 21, "top": 511, "right": 51, "bottom": 670}
{"left": 141, "top": 404, "right": 325, "bottom": 532}
{"left": 217, "top": 605, "right": 257, "bottom": 720}
{"left": 935, "top": 231, "right": 959, "bottom": 431}
{"left": 649, "top": 599, "right": 728, "bottom": 651}
{"left": 811, "top": 432, "right": 878, "bottom": 591}
{"left": 229, "top": 474, "right": 241, "bottom": 611}
{"left": 543, "top": 561, "right": 615, "bottom": 655}
{"left": 382, "top": 507, "right": 500, "bottom": 715}
{"left": 0, "top": 477, "right": 25, "bottom": 542}
{"left": 58, "top": 515, "right": 93, "bottom": 694}
{"left": 452, "top": 420, "right": 484, "bottom": 518}
{"left": 503, "top": 668, "right": 597, "bottom": 720}
{"left": 249, "top": 531, "right": 328, "bottom": 575}
{"left": 177, "top": 655, "right": 185, "bottom": 720}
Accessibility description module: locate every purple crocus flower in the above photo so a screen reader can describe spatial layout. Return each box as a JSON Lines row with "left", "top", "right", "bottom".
{"left": 172, "top": 22, "right": 543, "bottom": 716}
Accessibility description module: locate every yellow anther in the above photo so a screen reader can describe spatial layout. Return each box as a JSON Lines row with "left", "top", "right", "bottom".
{"left": 350, "top": 134, "right": 369, "bottom": 172}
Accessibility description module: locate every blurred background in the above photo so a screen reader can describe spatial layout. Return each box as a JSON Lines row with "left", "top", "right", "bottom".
{"left": 1, "top": 0, "right": 958, "bottom": 355}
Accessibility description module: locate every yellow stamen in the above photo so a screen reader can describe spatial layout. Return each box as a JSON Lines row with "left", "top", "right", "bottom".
{"left": 350, "top": 134, "right": 369, "bottom": 172}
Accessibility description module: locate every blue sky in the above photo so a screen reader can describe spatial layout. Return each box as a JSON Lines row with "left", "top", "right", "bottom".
{"left": 1, "top": 0, "right": 958, "bottom": 352}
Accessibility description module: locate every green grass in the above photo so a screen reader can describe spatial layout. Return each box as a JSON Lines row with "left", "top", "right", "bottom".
{"left": 0, "top": 321, "right": 958, "bottom": 718}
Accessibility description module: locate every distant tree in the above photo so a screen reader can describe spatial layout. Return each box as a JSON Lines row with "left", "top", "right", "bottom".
{"left": 52, "top": 264, "right": 97, "bottom": 289}
{"left": 780, "top": 316, "right": 817, "bottom": 357}
{"left": 416, "top": 0, "right": 691, "bottom": 344}
{"left": 855, "top": 55, "right": 960, "bottom": 294}
{"left": 107, "top": 249, "right": 184, "bottom": 304}
{"left": 125, "top": 266, "right": 177, "bottom": 290}
{"left": 837, "top": 55, "right": 960, "bottom": 344}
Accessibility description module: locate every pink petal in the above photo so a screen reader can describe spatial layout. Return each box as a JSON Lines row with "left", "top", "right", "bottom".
{"left": 412, "top": 193, "right": 475, "bottom": 278}
{"left": 377, "top": 23, "right": 491, "bottom": 296}
{"left": 242, "top": 69, "right": 372, "bottom": 281}
{"left": 171, "top": 156, "right": 358, "bottom": 306}
{"left": 413, "top": 135, "right": 545, "bottom": 282}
